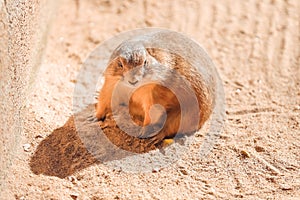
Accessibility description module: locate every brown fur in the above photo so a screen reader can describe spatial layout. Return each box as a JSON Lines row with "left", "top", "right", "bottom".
{"left": 95, "top": 32, "right": 216, "bottom": 144}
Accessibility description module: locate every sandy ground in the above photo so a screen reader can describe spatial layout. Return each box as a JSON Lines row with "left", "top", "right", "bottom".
{"left": 3, "top": 0, "right": 300, "bottom": 199}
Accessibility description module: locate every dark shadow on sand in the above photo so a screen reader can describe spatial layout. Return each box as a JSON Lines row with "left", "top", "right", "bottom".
{"left": 30, "top": 104, "right": 159, "bottom": 178}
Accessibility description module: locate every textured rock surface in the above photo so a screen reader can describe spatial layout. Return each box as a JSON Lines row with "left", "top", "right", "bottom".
{"left": 0, "top": 0, "right": 56, "bottom": 198}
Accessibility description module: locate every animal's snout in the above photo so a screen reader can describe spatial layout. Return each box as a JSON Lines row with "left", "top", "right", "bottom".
{"left": 128, "top": 78, "right": 138, "bottom": 85}
{"left": 126, "top": 68, "right": 142, "bottom": 86}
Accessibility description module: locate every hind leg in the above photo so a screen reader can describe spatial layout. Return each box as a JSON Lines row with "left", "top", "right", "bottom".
{"left": 144, "top": 109, "right": 180, "bottom": 146}
{"left": 138, "top": 104, "right": 167, "bottom": 138}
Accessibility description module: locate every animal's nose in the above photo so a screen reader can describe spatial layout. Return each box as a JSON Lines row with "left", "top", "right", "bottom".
{"left": 128, "top": 79, "right": 138, "bottom": 85}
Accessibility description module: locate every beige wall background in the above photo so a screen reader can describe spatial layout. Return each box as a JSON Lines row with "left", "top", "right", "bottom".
{"left": 0, "top": 0, "right": 56, "bottom": 197}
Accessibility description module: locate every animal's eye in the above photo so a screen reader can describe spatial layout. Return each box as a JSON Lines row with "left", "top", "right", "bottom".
{"left": 118, "top": 62, "right": 123, "bottom": 69}
{"left": 143, "top": 60, "right": 147, "bottom": 66}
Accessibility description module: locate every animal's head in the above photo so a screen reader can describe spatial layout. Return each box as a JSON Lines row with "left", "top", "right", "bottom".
{"left": 106, "top": 41, "right": 157, "bottom": 87}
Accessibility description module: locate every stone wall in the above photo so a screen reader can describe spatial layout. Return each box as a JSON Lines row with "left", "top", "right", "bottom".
{"left": 0, "top": 0, "right": 56, "bottom": 197}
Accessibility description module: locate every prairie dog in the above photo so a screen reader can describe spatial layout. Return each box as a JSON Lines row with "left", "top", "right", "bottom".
{"left": 95, "top": 31, "right": 216, "bottom": 144}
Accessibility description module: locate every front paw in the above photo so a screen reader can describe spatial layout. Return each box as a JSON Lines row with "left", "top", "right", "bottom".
{"left": 95, "top": 106, "right": 107, "bottom": 121}
{"left": 137, "top": 124, "right": 163, "bottom": 139}
{"left": 147, "top": 132, "right": 167, "bottom": 147}
{"left": 95, "top": 112, "right": 106, "bottom": 121}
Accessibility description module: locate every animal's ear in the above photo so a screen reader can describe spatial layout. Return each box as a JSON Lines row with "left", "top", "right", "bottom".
{"left": 117, "top": 60, "right": 123, "bottom": 70}
{"left": 145, "top": 47, "right": 155, "bottom": 57}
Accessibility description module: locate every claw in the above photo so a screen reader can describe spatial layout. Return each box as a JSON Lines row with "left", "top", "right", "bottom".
{"left": 87, "top": 114, "right": 99, "bottom": 122}
{"left": 137, "top": 124, "right": 163, "bottom": 139}
{"left": 147, "top": 132, "right": 165, "bottom": 147}
{"left": 138, "top": 126, "right": 154, "bottom": 139}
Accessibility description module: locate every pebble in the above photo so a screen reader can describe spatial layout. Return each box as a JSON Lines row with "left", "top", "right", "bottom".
{"left": 240, "top": 150, "right": 250, "bottom": 158}
{"left": 68, "top": 176, "right": 76, "bottom": 183}
{"left": 35, "top": 134, "right": 43, "bottom": 139}
{"left": 70, "top": 79, "right": 77, "bottom": 83}
{"left": 152, "top": 168, "right": 160, "bottom": 173}
{"left": 254, "top": 145, "right": 265, "bottom": 152}
{"left": 280, "top": 184, "right": 292, "bottom": 191}
{"left": 180, "top": 169, "right": 188, "bottom": 175}
{"left": 23, "top": 143, "right": 31, "bottom": 152}
{"left": 208, "top": 187, "right": 215, "bottom": 195}
{"left": 70, "top": 193, "right": 79, "bottom": 200}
